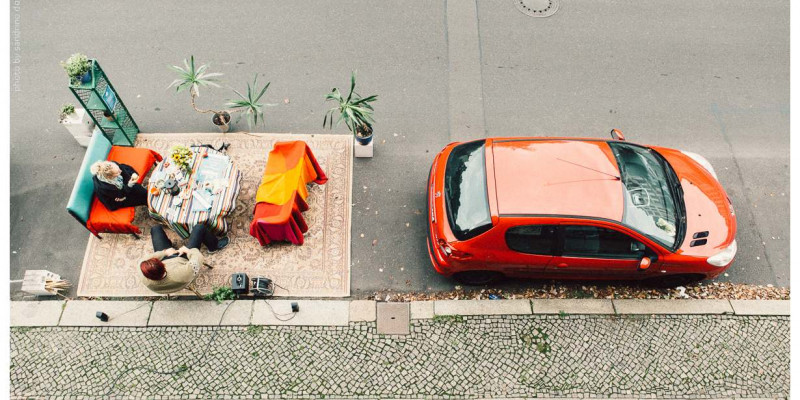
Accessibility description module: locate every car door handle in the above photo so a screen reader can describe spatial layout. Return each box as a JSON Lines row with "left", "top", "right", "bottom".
{"left": 556, "top": 263, "right": 569, "bottom": 268}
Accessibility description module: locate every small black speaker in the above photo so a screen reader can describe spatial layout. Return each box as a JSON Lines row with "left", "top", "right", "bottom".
{"left": 291, "top": 302, "right": 300, "bottom": 313}
{"left": 231, "top": 273, "right": 249, "bottom": 295}
{"left": 96, "top": 312, "right": 109, "bottom": 322}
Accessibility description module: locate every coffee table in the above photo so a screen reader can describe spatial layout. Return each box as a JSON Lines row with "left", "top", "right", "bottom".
{"left": 147, "top": 146, "right": 242, "bottom": 238}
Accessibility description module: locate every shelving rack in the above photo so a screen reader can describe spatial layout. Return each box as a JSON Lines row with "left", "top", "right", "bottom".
{"left": 68, "top": 59, "right": 139, "bottom": 146}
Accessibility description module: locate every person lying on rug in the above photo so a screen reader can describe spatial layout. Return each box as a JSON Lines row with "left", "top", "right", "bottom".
{"left": 90, "top": 160, "right": 147, "bottom": 211}
{"left": 138, "top": 225, "right": 230, "bottom": 295}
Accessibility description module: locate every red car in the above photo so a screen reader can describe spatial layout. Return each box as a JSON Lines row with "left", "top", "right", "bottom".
{"left": 426, "top": 131, "right": 737, "bottom": 286}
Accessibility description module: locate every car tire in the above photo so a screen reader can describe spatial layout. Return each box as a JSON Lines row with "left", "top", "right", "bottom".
{"left": 642, "top": 274, "right": 705, "bottom": 288}
{"left": 453, "top": 270, "right": 504, "bottom": 286}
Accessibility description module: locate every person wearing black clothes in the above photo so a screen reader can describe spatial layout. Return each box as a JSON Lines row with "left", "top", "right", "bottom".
{"left": 90, "top": 160, "right": 148, "bottom": 211}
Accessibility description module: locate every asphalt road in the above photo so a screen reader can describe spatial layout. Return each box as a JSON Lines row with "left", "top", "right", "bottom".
{"left": 9, "top": 0, "right": 789, "bottom": 299}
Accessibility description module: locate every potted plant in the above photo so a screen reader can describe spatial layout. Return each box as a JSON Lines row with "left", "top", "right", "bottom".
{"left": 226, "top": 74, "right": 274, "bottom": 130}
{"left": 59, "top": 103, "right": 95, "bottom": 147}
{"left": 168, "top": 56, "right": 274, "bottom": 133}
{"left": 102, "top": 110, "right": 116, "bottom": 122}
{"left": 60, "top": 53, "right": 92, "bottom": 85}
{"left": 58, "top": 104, "right": 76, "bottom": 123}
{"left": 323, "top": 71, "right": 378, "bottom": 145}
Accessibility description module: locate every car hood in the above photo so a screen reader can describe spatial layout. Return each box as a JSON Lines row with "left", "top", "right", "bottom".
{"left": 653, "top": 147, "right": 736, "bottom": 257}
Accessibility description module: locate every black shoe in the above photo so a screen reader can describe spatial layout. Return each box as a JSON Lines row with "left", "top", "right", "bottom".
{"left": 209, "top": 236, "right": 230, "bottom": 254}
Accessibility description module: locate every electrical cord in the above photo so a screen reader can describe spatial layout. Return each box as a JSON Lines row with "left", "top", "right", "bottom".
{"left": 69, "top": 299, "right": 236, "bottom": 398}
{"left": 262, "top": 299, "right": 297, "bottom": 322}
{"left": 106, "top": 301, "right": 152, "bottom": 321}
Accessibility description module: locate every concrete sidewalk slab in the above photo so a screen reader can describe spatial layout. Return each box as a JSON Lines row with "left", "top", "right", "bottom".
{"left": 349, "top": 300, "right": 377, "bottom": 322}
{"left": 410, "top": 301, "right": 434, "bottom": 319}
{"left": 252, "top": 300, "right": 349, "bottom": 326}
{"left": 11, "top": 301, "right": 64, "bottom": 327}
{"left": 613, "top": 299, "right": 734, "bottom": 315}
{"left": 149, "top": 300, "right": 252, "bottom": 326}
{"left": 533, "top": 299, "right": 614, "bottom": 315}
{"left": 377, "top": 303, "right": 410, "bottom": 335}
{"left": 434, "top": 300, "right": 531, "bottom": 316}
{"left": 60, "top": 301, "right": 151, "bottom": 327}
{"left": 730, "top": 300, "right": 790, "bottom": 316}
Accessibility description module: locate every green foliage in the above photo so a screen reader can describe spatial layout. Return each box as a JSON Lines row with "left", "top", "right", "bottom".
{"left": 60, "top": 53, "right": 91, "bottom": 79}
{"left": 167, "top": 55, "right": 223, "bottom": 96}
{"left": 521, "top": 327, "right": 551, "bottom": 354}
{"left": 558, "top": 310, "right": 569, "bottom": 318}
{"left": 323, "top": 71, "right": 378, "bottom": 137}
{"left": 567, "top": 287, "right": 593, "bottom": 299}
{"left": 432, "top": 314, "right": 465, "bottom": 324}
{"left": 226, "top": 75, "right": 274, "bottom": 129}
{"left": 59, "top": 103, "right": 75, "bottom": 122}
{"left": 246, "top": 325, "right": 263, "bottom": 335}
{"left": 204, "top": 286, "right": 237, "bottom": 304}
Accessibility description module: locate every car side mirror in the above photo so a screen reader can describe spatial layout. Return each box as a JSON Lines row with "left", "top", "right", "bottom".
{"left": 638, "top": 257, "right": 652, "bottom": 270}
{"left": 610, "top": 129, "right": 625, "bottom": 141}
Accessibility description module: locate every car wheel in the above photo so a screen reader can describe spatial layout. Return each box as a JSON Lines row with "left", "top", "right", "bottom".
{"left": 454, "top": 270, "right": 504, "bottom": 286}
{"left": 643, "top": 274, "right": 705, "bottom": 289}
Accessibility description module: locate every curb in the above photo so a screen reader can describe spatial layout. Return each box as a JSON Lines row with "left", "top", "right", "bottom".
{"left": 10, "top": 298, "right": 789, "bottom": 327}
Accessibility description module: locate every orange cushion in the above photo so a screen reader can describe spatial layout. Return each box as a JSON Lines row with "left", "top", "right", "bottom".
{"left": 85, "top": 146, "right": 162, "bottom": 236}
{"left": 107, "top": 146, "right": 161, "bottom": 175}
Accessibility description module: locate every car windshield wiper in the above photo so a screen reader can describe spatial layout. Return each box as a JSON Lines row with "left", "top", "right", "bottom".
{"left": 665, "top": 161, "right": 687, "bottom": 248}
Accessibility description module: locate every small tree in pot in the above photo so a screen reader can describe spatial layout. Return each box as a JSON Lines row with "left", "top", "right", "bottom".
{"left": 168, "top": 56, "right": 229, "bottom": 132}
{"left": 169, "top": 56, "right": 273, "bottom": 133}
{"left": 323, "top": 71, "right": 378, "bottom": 145}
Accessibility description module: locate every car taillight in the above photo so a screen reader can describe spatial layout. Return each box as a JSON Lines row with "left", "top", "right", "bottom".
{"left": 438, "top": 239, "right": 472, "bottom": 260}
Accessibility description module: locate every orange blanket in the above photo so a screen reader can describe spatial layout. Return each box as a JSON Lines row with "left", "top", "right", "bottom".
{"left": 255, "top": 141, "right": 328, "bottom": 205}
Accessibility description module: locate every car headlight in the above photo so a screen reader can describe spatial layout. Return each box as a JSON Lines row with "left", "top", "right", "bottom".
{"left": 681, "top": 151, "right": 718, "bottom": 180}
{"left": 707, "top": 240, "right": 737, "bottom": 267}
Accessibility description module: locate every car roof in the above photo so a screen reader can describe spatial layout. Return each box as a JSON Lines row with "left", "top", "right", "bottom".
{"left": 489, "top": 138, "right": 624, "bottom": 221}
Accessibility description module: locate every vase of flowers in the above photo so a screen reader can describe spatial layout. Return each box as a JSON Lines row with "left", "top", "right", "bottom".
{"left": 169, "top": 145, "right": 193, "bottom": 173}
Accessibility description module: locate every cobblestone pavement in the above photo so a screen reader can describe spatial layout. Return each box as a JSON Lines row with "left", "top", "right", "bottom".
{"left": 11, "top": 315, "right": 788, "bottom": 399}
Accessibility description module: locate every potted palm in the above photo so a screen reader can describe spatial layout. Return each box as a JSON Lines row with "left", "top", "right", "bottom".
{"left": 226, "top": 75, "right": 275, "bottom": 130}
{"left": 60, "top": 53, "right": 92, "bottom": 85}
{"left": 323, "top": 71, "right": 378, "bottom": 146}
{"left": 169, "top": 56, "right": 274, "bottom": 133}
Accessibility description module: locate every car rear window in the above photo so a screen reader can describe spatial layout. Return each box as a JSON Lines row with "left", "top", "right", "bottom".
{"left": 444, "top": 140, "right": 492, "bottom": 240}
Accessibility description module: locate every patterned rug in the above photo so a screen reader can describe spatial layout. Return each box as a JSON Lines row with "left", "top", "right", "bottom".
{"left": 77, "top": 133, "right": 352, "bottom": 298}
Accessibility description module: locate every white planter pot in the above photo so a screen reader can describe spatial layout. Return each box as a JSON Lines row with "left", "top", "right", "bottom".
{"left": 354, "top": 137, "right": 374, "bottom": 158}
{"left": 60, "top": 108, "right": 95, "bottom": 146}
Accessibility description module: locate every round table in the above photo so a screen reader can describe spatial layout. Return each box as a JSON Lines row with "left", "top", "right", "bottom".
{"left": 147, "top": 146, "right": 242, "bottom": 238}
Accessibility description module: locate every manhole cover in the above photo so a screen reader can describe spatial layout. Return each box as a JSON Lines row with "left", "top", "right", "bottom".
{"left": 377, "top": 303, "right": 410, "bottom": 335}
{"left": 513, "top": 0, "right": 560, "bottom": 17}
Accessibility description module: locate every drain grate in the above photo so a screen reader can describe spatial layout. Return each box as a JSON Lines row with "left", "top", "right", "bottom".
{"left": 513, "top": 0, "right": 560, "bottom": 17}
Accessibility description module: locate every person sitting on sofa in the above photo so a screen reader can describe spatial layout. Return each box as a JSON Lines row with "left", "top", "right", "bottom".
{"left": 90, "top": 160, "right": 148, "bottom": 211}
{"left": 138, "top": 224, "right": 229, "bottom": 295}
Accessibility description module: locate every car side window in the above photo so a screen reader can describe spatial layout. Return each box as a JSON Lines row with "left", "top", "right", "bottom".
{"left": 562, "top": 225, "right": 645, "bottom": 259}
{"left": 506, "top": 225, "right": 557, "bottom": 255}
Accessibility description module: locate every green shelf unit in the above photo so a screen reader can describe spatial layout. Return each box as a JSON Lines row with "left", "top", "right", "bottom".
{"left": 68, "top": 60, "right": 139, "bottom": 146}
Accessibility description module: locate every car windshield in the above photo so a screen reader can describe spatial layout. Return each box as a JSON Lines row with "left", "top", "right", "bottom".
{"left": 609, "top": 142, "right": 682, "bottom": 249}
{"left": 444, "top": 140, "right": 492, "bottom": 240}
